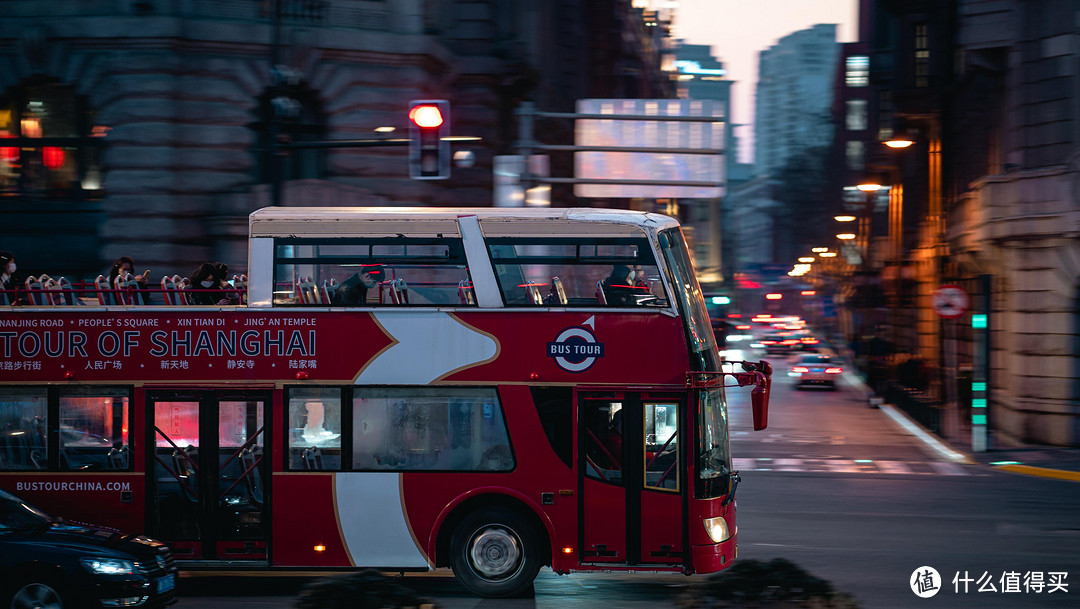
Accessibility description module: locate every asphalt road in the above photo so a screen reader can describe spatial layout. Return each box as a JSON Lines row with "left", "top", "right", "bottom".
{"left": 176, "top": 347, "right": 1080, "bottom": 608}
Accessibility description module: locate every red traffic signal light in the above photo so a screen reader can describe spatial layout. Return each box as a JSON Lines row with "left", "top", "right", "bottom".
{"left": 409, "top": 104, "right": 444, "bottom": 128}
{"left": 408, "top": 100, "right": 450, "bottom": 179}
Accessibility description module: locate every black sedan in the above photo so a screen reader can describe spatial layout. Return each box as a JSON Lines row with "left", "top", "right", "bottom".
{"left": 0, "top": 488, "right": 177, "bottom": 609}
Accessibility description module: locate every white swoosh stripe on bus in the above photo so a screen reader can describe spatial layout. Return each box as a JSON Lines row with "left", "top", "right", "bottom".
{"left": 356, "top": 312, "right": 498, "bottom": 384}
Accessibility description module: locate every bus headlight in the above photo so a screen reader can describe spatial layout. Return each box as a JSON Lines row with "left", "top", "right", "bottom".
{"left": 703, "top": 516, "right": 731, "bottom": 543}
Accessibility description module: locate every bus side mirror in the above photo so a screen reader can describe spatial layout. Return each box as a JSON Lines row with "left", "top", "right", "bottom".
{"left": 751, "top": 383, "right": 769, "bottom": 430}
{"left": 751, "top": 360, "right": 772, "bottom": 430}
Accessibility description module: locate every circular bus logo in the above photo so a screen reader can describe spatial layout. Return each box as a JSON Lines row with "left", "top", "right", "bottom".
{"left": 546, "top": 325, "right": 605, "bottom": 373}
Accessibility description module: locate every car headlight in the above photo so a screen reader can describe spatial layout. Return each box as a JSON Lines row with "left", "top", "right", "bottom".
{"left": 81, "top": 558, "right": 136, "bottom": 575}
{"left": 703, "top": 516, "right": 731, "bottom": 543}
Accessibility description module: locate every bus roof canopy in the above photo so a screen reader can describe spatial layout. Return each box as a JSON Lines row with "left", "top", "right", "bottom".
{"left": 248, "top": 207, "right": 680, "bottom": 239}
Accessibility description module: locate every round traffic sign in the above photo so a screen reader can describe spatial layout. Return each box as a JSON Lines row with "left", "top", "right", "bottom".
{"left": 932, "top": 284, "right": 969, "bottom": 319}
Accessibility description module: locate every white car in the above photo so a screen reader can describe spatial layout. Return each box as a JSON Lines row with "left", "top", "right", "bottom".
{"left": 789, "top": 354, "right": 843, "bottom": 390}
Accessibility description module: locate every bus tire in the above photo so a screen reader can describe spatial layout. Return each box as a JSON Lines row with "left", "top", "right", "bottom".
{"left": 449, "top": 507, "right": 541, "bottom": 598}
{"left": 7, "top": 577, "right": 67, "bottom": 609}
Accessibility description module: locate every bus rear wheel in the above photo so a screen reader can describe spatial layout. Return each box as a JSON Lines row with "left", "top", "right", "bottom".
{"left": 450, "top": 507, "right": 541, "bottom": 598}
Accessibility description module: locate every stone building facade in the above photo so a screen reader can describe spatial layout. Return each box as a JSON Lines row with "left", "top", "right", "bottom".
{"left": 0, "top": 0, "right": 673, "bottom": 280}
{"left": 869, "top": 0, "right": 1080, "bottom": 446}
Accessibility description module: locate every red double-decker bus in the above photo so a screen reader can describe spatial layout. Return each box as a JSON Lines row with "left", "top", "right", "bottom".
{"left": 0, "top": 207, "right": 769, "bottom": 597}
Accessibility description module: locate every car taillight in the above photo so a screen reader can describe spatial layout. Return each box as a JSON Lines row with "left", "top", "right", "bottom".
{"left": 802, "top": 338, "right": 819, "bottom": 344}
{"left": 762, "top": 340, "right": 776, "bottom": 344}
{"left": 825, "top": 367, "right": 843, "bottom": 374}
{"left": 792, "top": 366, "right": 809, "bottom": 373}
{"left": 782, "top": 339, "right": 799, "bottom": 345}
{"left": 736, "top": 325, "right": 751, "bottom": 330}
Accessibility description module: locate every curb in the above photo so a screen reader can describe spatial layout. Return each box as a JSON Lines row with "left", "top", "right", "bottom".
{"left": 992, "top": 464, "right": 1080, "bottom": 483}
{"left": 838, "top": 364, "right": 1080, "bottom": 481}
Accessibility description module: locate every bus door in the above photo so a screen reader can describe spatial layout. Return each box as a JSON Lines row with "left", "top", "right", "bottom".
{"left": 579, "top": 391, "right": 685, "bottom": 566}
{"left": 146, "top": 390, "right": 270, "bottom": 561}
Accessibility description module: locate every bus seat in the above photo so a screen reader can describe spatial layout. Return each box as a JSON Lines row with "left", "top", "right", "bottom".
{"left": 95, "top": 275, "right": 117, "bottom": 305}
{"left": 458, "top": 280, "right": 476, "bottom": 305}
{"left": 525, "top": 283, "right": 543, "bottom": 305}
{"left": 551, "top": 276, "right": 568, "bottom": 305}
{"left": 231, "top": 274, "right": 248, "bottom": 304}
{"left": 296, "top": 276, "right": 319, "bottom": 305}
{"left": 30, "top": 448, "right": 47, "bottom": 469}
{"left": 24, "top": 275, "right": 50, "bottom": 306}
{"left": 107, "top": 445, "right": 131, "bottom": 470}
{"left": 116, "top": 272, "right": 147, "bottom": 305}
{"left": 321, "top": 278, "right": 338, "bottom": 304}
{"left": 51, "top": 276, "right": 78, "bottom": 305}
{"left": 161, "top": 275, "right": 178, "bottom": 305}
{"left": 595, "top": 280, "right": 608, "bottom": 305}
{"left": 302, "top": 447, "right": 323, "bottom": 470}
{"left": 390, "top": 278, "right": 409, "bottom": 304}
{"left": 239, "top": 447, "right": 264, "bottom": 506}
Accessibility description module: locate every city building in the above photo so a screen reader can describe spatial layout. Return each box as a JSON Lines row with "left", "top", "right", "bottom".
{"left": 726, "top": 23, "right": 841, "bottom": 270}
{"left": 754, "top": 24, "right": 841, "bottom": 177}
{"left": 0, "top": 0, "right": 674, "bottom": 280}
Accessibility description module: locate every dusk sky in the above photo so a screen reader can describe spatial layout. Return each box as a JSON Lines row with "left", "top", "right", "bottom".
{"left": 675, "top": 0, "right": 859, "bottom": 163}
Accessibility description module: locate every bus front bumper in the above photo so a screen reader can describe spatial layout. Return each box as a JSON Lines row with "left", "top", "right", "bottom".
{"left": 690, "top": 533, "right": 737, "bottom": 574}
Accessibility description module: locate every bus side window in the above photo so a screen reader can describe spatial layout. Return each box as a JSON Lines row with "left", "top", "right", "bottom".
{"left": 0, "top": 388, "right": 48, "bottom": 471}
{"left": 352, "top": 387, "right": 513, "bottom": 472}
{"left": 287, "top": 389, "right": 342, "bottom": 471}
{"left": 531, "top": 387, "right": 573, "bottom": 469}
{"left": 59, "top": 391, "right": 131, "bottom": 472}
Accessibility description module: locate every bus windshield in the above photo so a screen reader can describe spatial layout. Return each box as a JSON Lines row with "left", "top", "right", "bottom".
{"left": 658, "top": 228, "right": 721, "bottom": 372}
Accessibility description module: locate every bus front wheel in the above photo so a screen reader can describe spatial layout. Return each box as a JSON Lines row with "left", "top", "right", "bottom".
{"left": 450, "top": 507, "right": 541, "bottom": 598}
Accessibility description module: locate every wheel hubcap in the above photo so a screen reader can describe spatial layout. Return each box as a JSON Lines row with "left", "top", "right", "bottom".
{"left": 469, "top": 526, "right": 521, "bottom": 579}
{"left": 11, "top": 583, "right": 62, "bottom": 609}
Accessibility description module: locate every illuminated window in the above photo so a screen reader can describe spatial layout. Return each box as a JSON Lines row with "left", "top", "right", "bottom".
{"left": 877, "top": 91, "right": 894, "bottom": 141}
{"left": 846, "top": 100, "right": 868, "bottom": 131}
{"left": 0, "top": 78, "right": 104, "bottom": 199}
{"left": 915, "top": 24, "right": 930, "bottom": 87}
{"left": 845, "top": 55, "right": 869, "bottom": 87}
{"left": 846, "top": 141, "right": 865, "bottom": 171}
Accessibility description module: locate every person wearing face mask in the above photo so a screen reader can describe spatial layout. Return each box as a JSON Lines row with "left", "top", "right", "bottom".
{"left": 108, "top": 256, "right": 151, "bottom": 304}
{"left": 186, "top": 261, "right": 240, "bottom": 305}
{"left": 0, "top": 250, "right": 23, "bottom": 305}
{"left": 601, "top": 264, "right": 637, "bottom": 306}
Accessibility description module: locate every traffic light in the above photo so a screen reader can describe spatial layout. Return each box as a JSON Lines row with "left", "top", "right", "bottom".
{"left": 408, "top": 100, "right": 450, "bottom": 179}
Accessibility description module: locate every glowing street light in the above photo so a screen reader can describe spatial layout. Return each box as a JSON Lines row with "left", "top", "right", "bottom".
{"left": 837, "top": 233, "right": 856, "bottom": 240}
{"left": 811, "top": 247, "right": 829, "bottom": 253}
{"left": 798, "top": 257, "right": 815, "bottom": 263}
{"left": 835, "top": 215, "right": 856, "bottom": 222}
{"left": 820, "top": 251, "right": 838, "bottom": 257}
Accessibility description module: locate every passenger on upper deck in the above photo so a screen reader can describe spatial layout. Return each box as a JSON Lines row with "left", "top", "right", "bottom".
{"left": 331, "top": 264, "right": 384, "bottom": 306}
{"left": 601, "top": 265, "right": 638, "bottom": 306}
{"left": 187, "top": 262, "right": 240, "bottom": 305}
{"left": 0, "top": 251, "right": 23, "bottom": 305}
{"left": 108, "top": 256, "right": 150, "bottom": 303}
{"left": 108, "top": 256, "right": 149, "bottom": 288}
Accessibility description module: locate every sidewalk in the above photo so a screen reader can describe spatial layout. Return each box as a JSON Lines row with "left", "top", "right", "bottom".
{"left": 836, "top": 354, "right": 1080, "bottom": 483}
